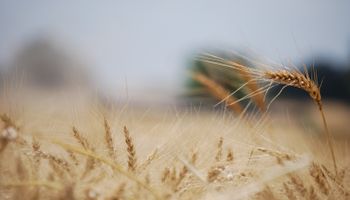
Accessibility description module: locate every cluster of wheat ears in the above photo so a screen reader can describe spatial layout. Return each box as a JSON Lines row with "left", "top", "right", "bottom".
{"left": 0, "top": 54, "right": 349, "bottom": 199}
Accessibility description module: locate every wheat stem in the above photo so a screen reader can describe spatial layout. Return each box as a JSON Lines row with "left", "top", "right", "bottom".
{"left": 317, "top": 102, "right": 337, "bottom": 175}
{"left": 0, "top": 181, "right": 62, "bottom": 190}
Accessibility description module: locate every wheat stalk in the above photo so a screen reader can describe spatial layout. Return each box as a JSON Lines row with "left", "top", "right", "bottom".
{"left": 52, "top": 140, "right": 161, "bottom": 200}
{"left": 104, "top": 118, "right": 117, "bottom": 161}
{"left": 226, "top": 148, "right": 234, "bottom": 162}
{"left": 289, "top": 174, "right": 307, "bottom": 196}
{"left": 191, "top": 72, "right": 243, "bottom": 114}
{"left": 263, "top": 70, "right": 337, "bottom": 174}
{"left": 72, "top": 126, "right": 90, "bottom": 150}
{"left": 138, "top": 148, "right": 158, "bottom": 172}
{"left": 72, "top": 126, "right": 97, "bottom": 177}
{"left": 123, "top": 126, "right": 137, "bottom": 172}
{"left": 309, "top": 162, "right": 330, "bottom": 195}
{"left": 215, "top": 137, "right": 223, "bottom": 162}
{"left": 200, "top": 54, "right": 337, "bottom": 175}
{"left": 34, "top": 149, "right": 71, "bottom": 174}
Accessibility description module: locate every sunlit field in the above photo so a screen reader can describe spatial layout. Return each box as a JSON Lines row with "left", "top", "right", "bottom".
{"left": 1, "top": 2, "right": 350, "bottom": 199}
{"left": 0, "top": 67, "right": 349, "bottom": 200}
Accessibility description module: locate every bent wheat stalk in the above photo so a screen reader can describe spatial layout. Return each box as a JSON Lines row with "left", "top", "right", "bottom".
{"left": 200, "top": 54, "right": 337, "bottom": 175}
{"left": 191, "top": 72, "right": 243, "bottom": 114}
{"left": 263, "top": 70, "right": 337, "bottom": 175}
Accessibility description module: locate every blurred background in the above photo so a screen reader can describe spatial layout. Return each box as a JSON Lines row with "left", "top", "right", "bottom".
{"left": 0, "top": 0, "right": 349, "bottom": 109}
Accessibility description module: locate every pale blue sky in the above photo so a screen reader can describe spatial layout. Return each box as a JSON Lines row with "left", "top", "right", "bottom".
{"left": 0, "top": 0, "right": 349, "bottom": 103}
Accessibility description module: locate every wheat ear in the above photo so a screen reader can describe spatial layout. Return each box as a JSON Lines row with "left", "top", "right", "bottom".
{"left": 123, "top": 126, "right": 137, "bottom": 172}
{"left": 104, "top": 118, "right": 117, "bottom": 161}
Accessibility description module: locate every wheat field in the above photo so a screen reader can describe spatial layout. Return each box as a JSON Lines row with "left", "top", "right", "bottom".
{"left": 0, "top": 61, "right": 350, "bottom": 200}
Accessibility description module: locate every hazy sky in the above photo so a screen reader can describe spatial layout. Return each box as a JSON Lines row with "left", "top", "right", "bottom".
{"left": 0, "top": 0, "right": 349, "bottom": 103}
